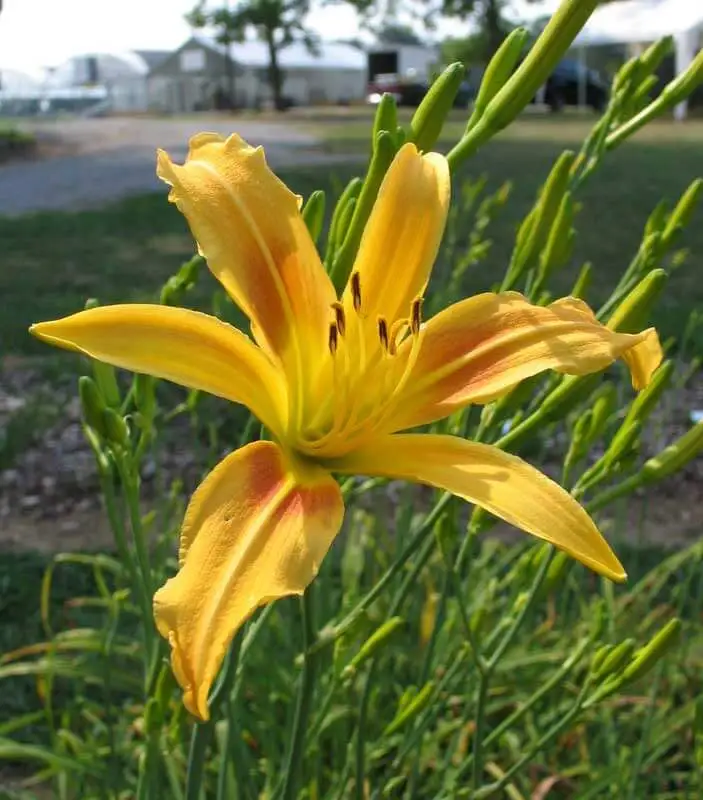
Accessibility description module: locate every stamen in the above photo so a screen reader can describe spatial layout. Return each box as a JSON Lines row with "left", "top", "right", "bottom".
{"left": 351, "top": 271, "right": 362, "bottom": 313}
{"left": 328, "top": 323, "right": 339, "bottom": 355}
{"left": 332, "top": 302, "right": 346, "bottom": 337}
{"left": 389, "top": 319, "right": 409, "bottom": 356}
{"left": 378, "top": 318, "right": 389, "bottom": 352}
{"left": 411, "top": 298, "right": 423, "bottom": 336}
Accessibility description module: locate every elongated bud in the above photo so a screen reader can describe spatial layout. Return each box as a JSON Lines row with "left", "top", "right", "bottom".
{"left": 330, "top": 131, "right": 395, "bottom": 292}
{"left": 622, "top": 360, "right": 674, "bottom": 429}
{"left": 606, "top": 269, "right": 667, "bottom": 333}
{"left": 571, "top": 262, "right": 592, "bottom": 298}
{"left": 604, "top": 420, "right": 641, "bottom": 469}
{"left": 410, "top": 63, "right": 465, "bottom": 152}
{"left": 302, "top": 190, "right": 326, "bottom": 244}
{"left": 448, "top": 0, "right": 601, "bottom": 166}
{"left": 540, "top": 373, "right": 601, "bottom": 420}
{"left": 592, "top": 638, "right": 636, "bottom": 681}
{"left": 144, "top": 696, "right": 163, "bottom": 735}
{"left": 342, "top": 617, "right": 404, "bottom": 679}
{"left": 590, "top": 643, "right": 614, "bottom": 676}
{"left": 102, "top": 408, "right": 130, "bottom": 448}
{"left": 134, "top": 374, "right": 156, "bottom": 424}
{"left": 372, "top": 92, "right": 399, "bottom": 145}
{"left": 537, "top": 191, "right": 575, "bottom": 287}
{"left": 537, "top": 550, "right": 574, "bottom": 598}
{"left": 506, "top": 151, "right": 575, "bottom": 287}
{"left": 324, "top": 176, "right": 363, "bottom": 267}
{"left": 663, "top": 48, "right": 703, "bottom": 106}
{"left": 642, "top": 420, "right": 703, "bottom": 481}
{"left": 644, "top": 200, "right": 669, "bottom": 239}
{"left": 79, "top": 376, "right": 108, "bottom": 438}
{"left": 661, "top": 179, "right": 703, "bottom": 250}
{"left": 467, "top": 28, "right": 529, "bottom": 131}
{"left": 621, "top": 619, "right": 681, "bottom": 685}
{"left": 589, "top": 384, "right": 617, "bottom": 442}
{"left": 639, "top": 36, "right": 674, "bottom": 75}
{"left": 383, "top": 681, "right": 434, "bottom": 736}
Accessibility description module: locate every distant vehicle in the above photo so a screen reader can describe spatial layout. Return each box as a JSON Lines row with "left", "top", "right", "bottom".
{"left": 535, "top": 58, "right": 609, "bottom": 112}
{"left": 367, "top": 59, "right": 609, "bottom": 113}
{"left": 367, "top": 72, "right": 474, "bottom": 108}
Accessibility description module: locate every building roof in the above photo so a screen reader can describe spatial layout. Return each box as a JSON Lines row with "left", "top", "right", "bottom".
{"left": 133, "top": 50, "right": 172, "bottom": 71}
{"left": 575, "top": 0, "right": 703, "bottom": 46}
{"left": 192, "top": 35, "right": 366, "bottom": 70}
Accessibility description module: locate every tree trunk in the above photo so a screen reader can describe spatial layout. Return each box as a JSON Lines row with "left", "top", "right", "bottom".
{"left": 483, "top": 0, "right": 504, "bottom": 61}
{"left": 264, "top": 28, "right": 285, "bottom": 111}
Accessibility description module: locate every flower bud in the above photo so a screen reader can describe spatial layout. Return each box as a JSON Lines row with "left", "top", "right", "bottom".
{"left": 661, "top": 179, "right": 703, "bottom": 250}
{"left": 642, "top": 420, "right": 703, "bottom": 481}
{"left": 343, "top": 616, "right": 405, "bottom": 679}
{"left": 79, "top": 375, "right": 109, "bottom": 441}
{"left": 592, "top": 638, "right": 636, "bottom": 681}
{"left": 411, "top": 63, "right": 465, "bottom": 152}
{"left": 383, "top": 681, "right": 435, "bottom": 736}
{"left": 606, "top": 268, "right": 667, "bottom": 334}
{"left": 373, "top": 92, "right": 399, "bottom": 146}
{"left": 302, "top": 190, "right": 326, "bottom": 244}
{"left": 466, "top": 28, "right": 528, "bottom": 130}
{"left": 620, "top": 618, "right": 681, "bottom": 685}
{"left": 102, "top": 408, "right": 130, "bottom": 449}
{"left": 324, "top": 176, "right": 363, "bottom": 265}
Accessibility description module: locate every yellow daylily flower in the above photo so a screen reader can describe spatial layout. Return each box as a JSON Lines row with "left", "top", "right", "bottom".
{"left": 30, "top": 133, "right": 662, "bottom": 721}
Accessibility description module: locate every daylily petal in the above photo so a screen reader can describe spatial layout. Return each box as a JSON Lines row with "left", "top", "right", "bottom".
{"left": 390, "top": 293, "right": 661, "bottom": 430}
{"left": 30, "top": 304, "right": 285, "bottom": 434}
{"left": 154, "top": 441, "right": 344, "bottom": 720}
{"left": 332, "top": 434, "right": 625, "bottom": 582}
{"left": 157, "top": 133, "right": 336, "bottom": 394}
{"left": 343, "top": 143, "right": 450, "bottom": 330}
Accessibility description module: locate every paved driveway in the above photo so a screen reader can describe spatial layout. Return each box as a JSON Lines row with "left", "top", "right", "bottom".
{"left": 0, "top": 116, "right": 355, "bottom": 216}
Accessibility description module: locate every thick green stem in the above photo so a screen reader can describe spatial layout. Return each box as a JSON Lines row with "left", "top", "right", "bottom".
{"left": 280, "top": 588, "right": 318, "bottom": 800}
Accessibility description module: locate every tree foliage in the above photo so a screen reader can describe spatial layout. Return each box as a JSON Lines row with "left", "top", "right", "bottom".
{"left": 187, "top": 0, "right": 317, "bottom": 110}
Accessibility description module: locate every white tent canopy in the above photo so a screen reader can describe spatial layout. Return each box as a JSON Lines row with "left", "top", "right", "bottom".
{"left": 573, "top": 0, "right": 703, "bottom": 119}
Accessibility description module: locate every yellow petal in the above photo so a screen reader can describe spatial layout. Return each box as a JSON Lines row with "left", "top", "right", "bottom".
{"left": 157, "top": 133, "right": 336, "bottom": 396}
{"left": 30, "top": 304, "right": 285, "bottom": 435}
{"left": 343, "top": 143, "right": 450, "bottom": 330}
{"left": 154, "top": 441, "right": 344, "bottom": 720}
{"left": 391, "top": 293, "right": 662, "bottom": 430}
{"left": 332, "top": 434, "right": 625, "bottom": 582}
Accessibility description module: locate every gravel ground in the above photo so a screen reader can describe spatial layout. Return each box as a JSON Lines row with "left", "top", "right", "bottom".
{"left": 0, "top": 116, "right": 360, "bottom": 215}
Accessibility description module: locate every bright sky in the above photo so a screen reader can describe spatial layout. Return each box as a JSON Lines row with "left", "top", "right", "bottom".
{"left": 0, "top": 0, "right": 554, "bottom": 74}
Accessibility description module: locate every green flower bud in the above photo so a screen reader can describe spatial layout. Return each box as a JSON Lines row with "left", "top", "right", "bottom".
{"left": 372, "top": 92, "right": 399, "bottom": 145}
{"left": 642, "top": 420, "right": 703, "bottom": 481}
{"left": 638, "top": 36, "right": 674, "bottom": 75}
{"left": 383, "top": 681, "right": 435, "bottom": 736}
{"left": 324, "top": 176, "right": 363, "bottom": 265}
{"left": 79, "top": 376, "right": 108, "bottom": 438}
{"left": 590, "top": 643, "right": 614, "bottom": 675}
{"left": 606, "top": 268, "right": 667, "bottom": 333}
{"left": 604, "top": 420, "right": 642, "bottom": 469}
{"left": 466, "top": 28, "right": 528, "bottom": 130}
{"left": 620, "top": 619, "right": 681, "bottom": 685}
{"left": 329, "top": 131, "right": 396, "bottom": 292}
{"left": 102, "top": 408, "right": 130, "bottom": 449}
{"left": 592, "top": 638, "right": 636, "bottom": 681}
{"left": 302, "top": 190, "right": 326, "bottom": 244}
{"left": 661, "top": 179, "right": 703, "bottom": 250}
{"left": 343, "top": 616, "right": 405, "bottom": 679}
{"left": 411, "top": 63, "right": 465, "bottom": 152}
{"left": 623, "top": 360, "right": 674, "bottom": 428}
{"left": 571, "top": 262, "right": 592, "bottom": 298}
{"left": 537, "top": 191, "right": 576, "bottom": 287}
{"left": 144, "top": 697, "right": 162, "bottom": 735}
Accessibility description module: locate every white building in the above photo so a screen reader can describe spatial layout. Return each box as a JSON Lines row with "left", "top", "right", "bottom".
{"left": 46, "top": 50, "right": 169, "bottom": 112}
{"left": 366, "top": 42, "right": 441, "bottom": 83}
{"left": 147, "top": 36, "right": 367, "bottom": 112}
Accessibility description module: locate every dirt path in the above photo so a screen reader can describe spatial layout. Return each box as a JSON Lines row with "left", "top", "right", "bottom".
{"left": 0, "top": 115, "right": 362, "bottom": 216}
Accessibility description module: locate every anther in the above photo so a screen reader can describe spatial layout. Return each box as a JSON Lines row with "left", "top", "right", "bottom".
{"left": 351, "top": 272, "right": 362, "bottom": 313}
{"left": 332, "top": 302, "right": 346, "bottom": 337}
{"left": 411, "top": 298, "right": 423, "bottom": 336}
{"left": 378, "top": 317, "right": 389, "bottom": 352}
{"left": 328, "top": 323, "right": 339, "bottom": 355}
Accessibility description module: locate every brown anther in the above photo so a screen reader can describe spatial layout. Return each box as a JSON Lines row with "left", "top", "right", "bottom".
{"left": 332, "top": 302, "right": 346, "bottom": 337}
{"left": 411, "top": 298, "right": 423, "bottom": 336}
{"left": 351, "top": 272, "right": 362, "bottom": 313}
{"left": 378, "top": 317, "right": 389, "bottom": 352}
{"left": 328, "top": 322, "right": 339, "bottom": 355}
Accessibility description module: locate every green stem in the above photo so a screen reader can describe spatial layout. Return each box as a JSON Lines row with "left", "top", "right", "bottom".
{"left": 280, "top": 588, "right": 318, "bottom": 800}
{"left": 310, "top": 492, "right": 452, "bottom": 655}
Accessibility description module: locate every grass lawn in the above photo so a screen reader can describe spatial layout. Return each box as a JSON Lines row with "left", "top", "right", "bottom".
{"left": 1, "top": 115, "right": 701, "bottom": 358}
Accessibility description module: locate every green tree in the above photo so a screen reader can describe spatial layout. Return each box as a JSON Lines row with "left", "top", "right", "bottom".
{"left": 187, "top": 0, "right": 317, "bottom": 111}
